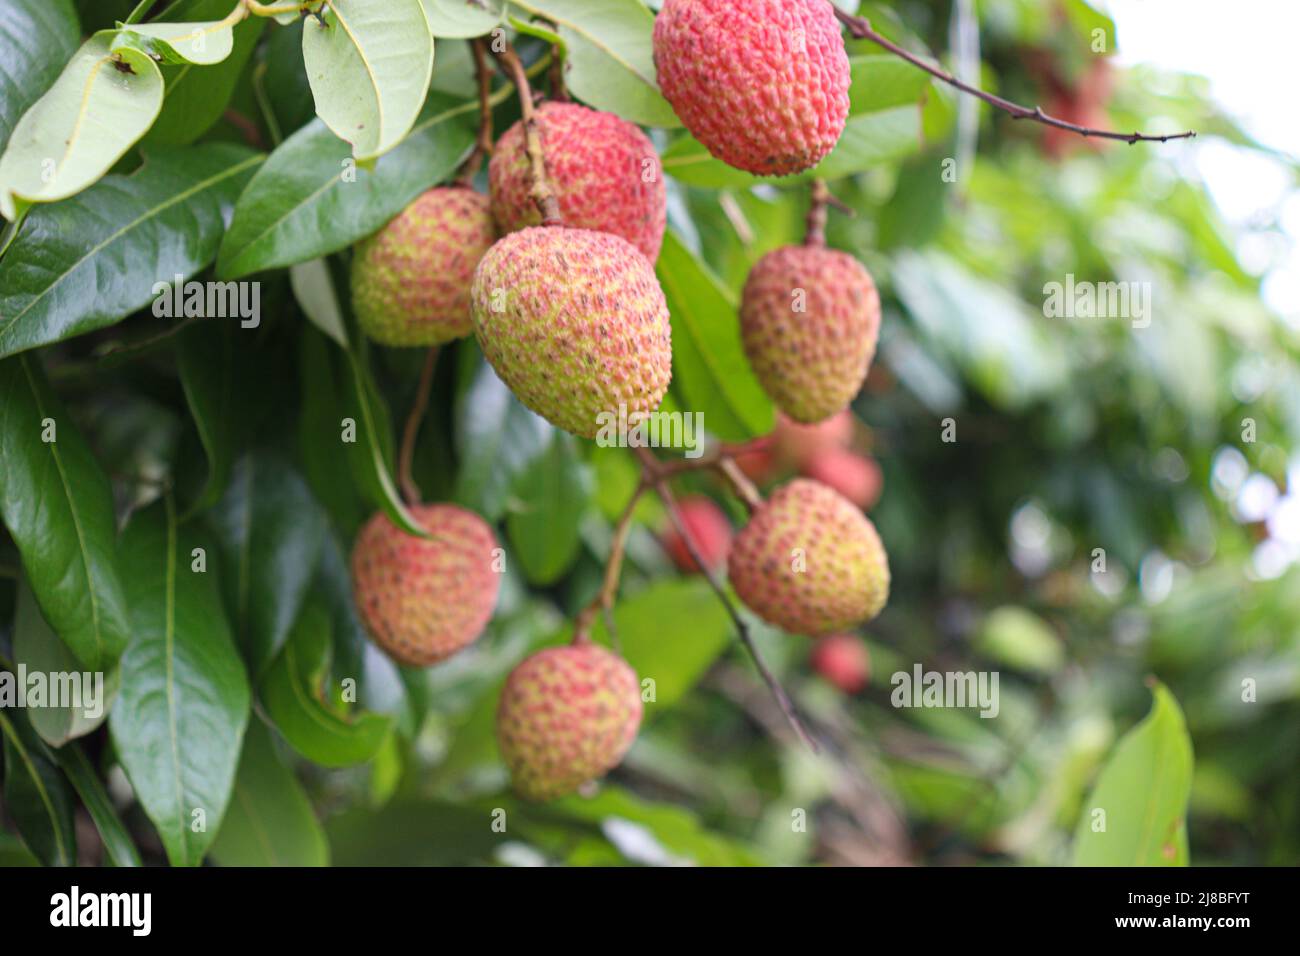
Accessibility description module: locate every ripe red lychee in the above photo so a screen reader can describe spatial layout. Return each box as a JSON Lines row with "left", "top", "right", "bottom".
{"left": 741, "top": 244, "right": 881, "bottom": 423}
{"left": 773, "top": 410, "right": 854, "bottom": 469}
{"left": 660, "top": 495, "right": 733, "bottom": 573}
{"left": 496, "top": 642, "right": 643, "bottom": 800}
{"left": 653, "top": 0, "right": 851, "bottom": 176}
{"left": 490, "top": 102, "right": 667, "bottom": 261}
{"left": 802, "top": 448, "right": 883, "bottom": 510}
{"left": 728, "top": 479, "right": 889, "bottom": 635}
{"left": 810, "top": 633, "right": 871, "bottom": 693}
{"left": 351, "top": 187, "right": 496, "bottom": 346}
{"left": 351, "top": 504, "right": 500, "bottom": 666}
{"left": 470, "top": 226, "right": 672, "bottom": 439}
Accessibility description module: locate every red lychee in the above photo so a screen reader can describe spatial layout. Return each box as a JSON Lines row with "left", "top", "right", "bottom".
{"left": 802, "top": 449, "right": 883, "bottom": 510}
{"left": 660, "top": 495, "right": 733, "bottom": 573}
{"left": 810, "top": 633, "right": 871, "bottom": 693}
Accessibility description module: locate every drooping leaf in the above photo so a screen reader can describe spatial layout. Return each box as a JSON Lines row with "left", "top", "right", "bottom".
{"left": 111, "top": 15, "right": 238, "bottom": 66}
{"left": 422, "top": 0, "right": 504, "bottom": 37}
{"left": 53, "top": 745, "right": 142, "bottom": 867}
{"left": 0, "top": 709, "right": 76, "bottom": 866}
{"left": 175, "top": 320, "right": 238, "bottom": 514}
{"left": 109, "top": 499, "right": 251, "bottom": 868}
{"left": 0, "top": 354, "right": 130, "bottom": 669}
{"left": 210, "top": 719, "right": 330, "bottom": 866}
{"left": 297, "top": 327, "right": 368, "bottom": 535}
{"left": 0, "top": 143, "right": 261, "bottom": 359}
{"left": 506, "top": 431, "right": 592, "bottom": 584}
{"left": 0, "top": 0, "right": 80, "bottom": 155}
{"left": 1072, "top": 681, "right": 1194, "bottom": 866}
{"left": 0, "top": 33, "right": 163, "bottom": 220}
{"left": 301, "top": 0, "right": 435, "bottom": 161}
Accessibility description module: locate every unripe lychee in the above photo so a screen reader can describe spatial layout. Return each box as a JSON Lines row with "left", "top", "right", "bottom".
{"left": 496, "top": 643, "right": 643, "bottom": 801}
{"left": 802, "top": 448, "right": 883, "bottom": 510}
{"left": 351, "top": 504, "right": 500, "bottom": 667}
{"left": 490, "top": 102, "right": 666, "bottom": 261}
{"left": 728, "top": 479, "right": 889, "bottom": 634}
{"left": 773, "top": 410, "right": 854, "bottom": 469}
{"left": 470, "top": 226, "right": 672, "bottom": 439}
{"left": 351, "top": 187, "right": 496, "bottom": 346}
{"left": 810, "top": 633, "right": 871, "bottom": 693}
{"left": 653, "top": 0, "right": 850, "bottom": 176}
{"left": 741, "top": 244, "right": 880, "bottom": 423}
{"left": 661, "top": 495, "right": 732, "bottom": 573}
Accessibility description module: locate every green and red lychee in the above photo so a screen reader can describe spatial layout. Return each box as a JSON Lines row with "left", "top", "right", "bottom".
{"left": 350, "top": 504, "right": 500, "bottom": 667}
{"left": 350, "top": 186, "right": 496, "bottom": 346}
{"left": 740, "top": 244, "right": 880, "bottom": 423}
{"left": 660, "top": 495, "right": 733, "bottom": 573}
{"left": 489, "top": 101, "right": 666, "bottom": 262}
{"left": 470, "top": 226, "right": 672, "bottom": 439}
{"left": 728, "top": 478, "right": 889, "bottom": 635}
{"left": 653, "top": 0, "right": 851, "bottom": 176}
{"left": 496, "top": 643, "right": 643, "bottom": 800}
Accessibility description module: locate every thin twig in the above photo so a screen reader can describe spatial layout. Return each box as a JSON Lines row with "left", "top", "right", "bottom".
{"left": 456, "top": 37, "right": 495, "bottom": 186}
{"left": 831, "top": 5, "right": 1196, "bottom": 144}
{"left": 573, "top": 482, "right": 647, "bottom": 645}
{"left": 804, "top": 178, "right": 830, "bottom": 247}
{"left": 715, "top": 457, "right": 763, "bottom": 513}
{"left": 491, "top": 42, "right": 563, "bottom": 225}
{"left": 398, "top": 347, "right": 439, "bottom": 507}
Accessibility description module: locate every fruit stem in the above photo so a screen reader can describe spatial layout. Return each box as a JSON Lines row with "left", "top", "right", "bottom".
{"left": 548, "top": 42, "right": 569, "bottom": 102}
{"left": 455, "top": 37, "right": 495, "bottom": 187}
{"left": 829, "top": 3, "right": 1196, "bottom": 144}
{"left": 573, "top": 481, "right": 647, "bottom": 646}
{"left": 804, "top": 179, "right": 830, "bottom": 247}
{"left": 714, "top": 457, "right": 763, "bottom": 513}
{"left": 398, "top": 346, "right": 439, "bottom": 507}
{"left": 494, "top": 42, "right": 564, "bottom": 227}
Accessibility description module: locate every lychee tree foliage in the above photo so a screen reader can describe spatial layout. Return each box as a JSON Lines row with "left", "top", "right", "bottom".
{"left": 0, "top": 0, "right": 1290, "bottom": 869}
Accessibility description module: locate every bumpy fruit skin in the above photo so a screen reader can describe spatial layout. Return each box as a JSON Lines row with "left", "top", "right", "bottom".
{"left": 497, "top": 643, "right": 643, "bottom": 801}
{"left": 490, "top": 102, "right": 666, "bottom": 261}
{"left": 741, "top": 244, "right": 881, "bottom": 423}
{"left": 802, "top": 448, "right": 883, "bottom": 510}
{"left": 351, "top": 187, "right": 496, "bottom": 346}
{"left": 470, "top": 227, "right": 672, "bottom": 439}
{"left": 728, "top": 479, "right": 889, "bottom": 634}
{"left": 774, "top": 410, "right": 853, "bottom": 468}
{"left": 351, "top": 504, "right": 500, "bottom": 667}
{"left": 810, "top": 633, "right": 871, "bottom": 693}
{"left": 661, "top": 496, "right": 733, "bottom": 573}
{"left": 653, "top": 0, "right": 850, "bottom": 176}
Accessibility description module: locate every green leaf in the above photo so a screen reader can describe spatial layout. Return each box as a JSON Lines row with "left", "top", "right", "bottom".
{"left": 845, "top": 54, "right": 933, "bottom": 114}
{"left": 53, "top": 745, "right": 142, "bottom": 867}
{"left": 109, "top": 498, "right": 251, "bottom": 868}
{"left": 297, "top": 327, "right": 368, "bottom": 535}
{"left": 1072, "top": 681, "right": 1194, "bottom": 866}
{"left": 216, "top": 93, "right": 476, "bottom": 279}
{"left": 0, "top": 33, "right": 163, "bottom": 220}
{"left": 302, "top": 0, "right": 434, "bottom": 161}
{"left": 11, "top": 578, "right": 117, "bottom": 747}
{"left": 290, "top": 257, "right": 348, "bottom": 347}
{"left": 509, "top": 0, "right": 678, "bottom": 128}
{"left": 0, "top": 0, "right": 80, "bottom": 154}
{"left": 0, "top": 709, "right": 77, "bottom": 866}
{"left": 506, "top": 431, "right": 592, "bottom": 584}
{"left": 656, "top": 230, "right": 773, "bottom": 442}
{"left": 260, "top": 603, "right": 394, "bottom": 768}
{"left": 207, "top": 453, "right": 329, "bottom": 676}
{"left": 210, "top": 719, "right": 330, "bottom": 866}
{"left": 0, "top": 355, "right": 131, "bottom": 670}
{"left": 422, "top": 0, "right": 504, "bottom": 37}
{"left": 0, "top": 143, "right": 262, "bottom": 359}
{"left": 111, "top": 16, "right": 237, "bottom": 66}
{"left": 175, "top": 320, "right": 238, "bottom": 515}
{"left": 975, "top": 606, "right": 1065, "bottom": 676}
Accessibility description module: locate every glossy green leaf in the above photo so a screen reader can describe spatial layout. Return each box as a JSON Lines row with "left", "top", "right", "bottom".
{"left": 0, "top": 709, "right": 76, "bottom": 866}
{"left": 111, "top": 15, "right": 237, "bottom": 66}
{"left": 0, "top": 0, "right": 80, "bottom": 154}
{"left": 1072, "top": 682, "right": 1194, "bottom": 866}
{"left": 0, "top": 355, "right": 131, "bottom": 670}
{"left": 210, "top": 719, "right": 330, "bottom": 866}
{"left": 0, "top": 143, "right": 262, "bottom": 359}
{"left": 216, "top": 93, "right": 476, "bottom": 279}
{"left": 422, "top": 0, "right": 504, "bottom": 37}
{"left": 12, "top": 578, "right": 117, "bottom": 747}
{"left": 260, "top": 603, "right": 394, "bottom": 768}
{"left": 509, "top": 0, "right": 678, "bottom": 128}
{"left": 207, "top": 454, "right": 329, "bottom": 676}
{"left": 0, "top": 33, "right": 163, "bottom": 220}
{"left": 506, "top": 431, "right": 592, "bottom": 584}
{"left": 297, "top": 327, "right": 368, "bottom": 535}
{"left": 53, "top": 745, "right": 142, "bottom": 867}
{"left": 175, "top": 320, "right": 238, "bottom": 515}
{"left": 656, "top": 230, "right": 773, "bottom": 442}
{"left": 290, "top": 257, "right": 348, "bottom": 347}
{"left": 301, "top": 0, "right": 434, "bottom": 161}
{"left": 109, "top": 499, "right": 251, "bottom": 868}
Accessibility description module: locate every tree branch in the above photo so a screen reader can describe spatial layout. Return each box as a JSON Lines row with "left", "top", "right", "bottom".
{"left": 398, "top": 346, "right": 438, "bottom": 507}
{"left": 456, "top": 37, "right": 495, "bottom": 187}
{"left": 831, "top": 5, "right": 1196, "bottom": 145}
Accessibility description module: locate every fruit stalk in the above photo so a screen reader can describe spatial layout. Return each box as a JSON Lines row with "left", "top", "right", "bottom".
{"left": 493, "top": 43, "right": 563, "bottom": 226}
{"left": 804, "top": 179, "right": 830, "bottom": 248}
{"left": 455, "top": 37, "right": 495, "bottom": 187}
{"left": 397, "top": 346, "right": 438, "bottom": 506}
{"left": 573, "top": 480, "right": 647, "bottom": 645}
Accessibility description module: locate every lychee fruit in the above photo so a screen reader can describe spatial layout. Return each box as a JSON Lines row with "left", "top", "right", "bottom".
{"left": 490, "top": 102, "right": 667, "bottom": 262}
{"left": 773, "top": 410, "right": 854, "bottom": 469}
{"left": 350, "top": 504, "right": 500, "bottom": 667}
{"left": 802, "top": 448, "right": 883, "bottom": 510}
{"left": 470, "top": 226, "right": 672, "bottom": 439}
{"left": 810, "top": 633, "right": 871, "bottom": 693}
{"left": 351, "top": 186, "right": 496, "bottom": 346}
{"left": 496, "top": 642, "right": 643, "bottom": 801}
{"left": 653, "top": 0, "right": 851, "bottom": 176}
{"left": 728, "top": 479, "right": 889, "bottom": 635}
{"left": 740, "top": 244, "right": 881, "bottom": 423}
{"left": 660, "top": 495, "right": 732, "bottom": 573}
